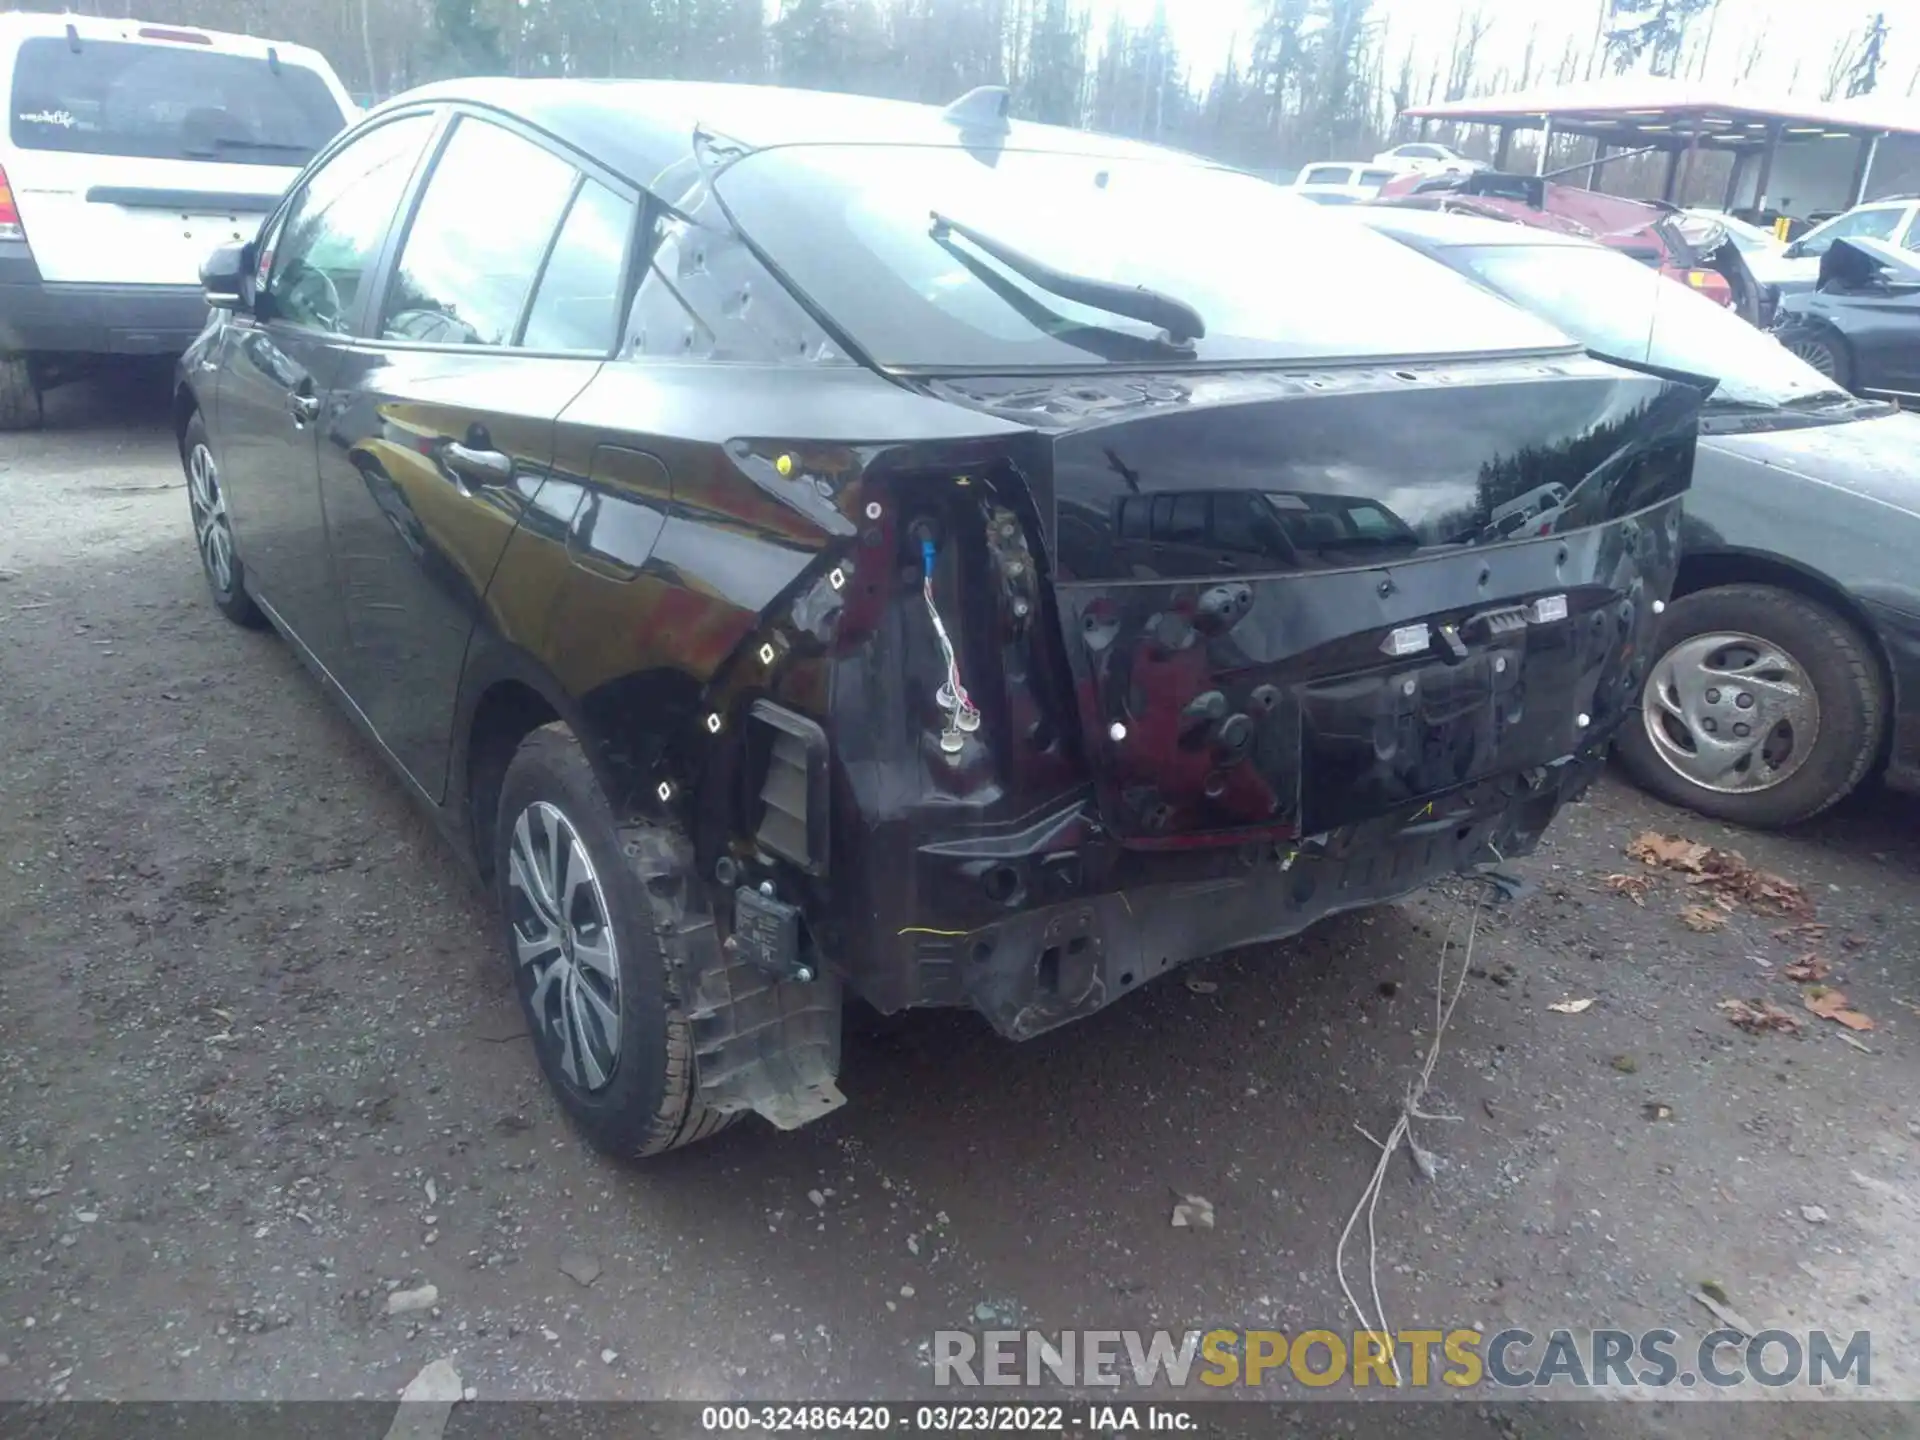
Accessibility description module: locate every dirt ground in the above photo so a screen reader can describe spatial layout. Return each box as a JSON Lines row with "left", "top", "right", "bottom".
{"left": 2, "top": 378, "right": 1917, "bottom": 1435}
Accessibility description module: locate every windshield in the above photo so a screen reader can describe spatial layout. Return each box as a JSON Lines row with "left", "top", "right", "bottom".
{"left": 10, "top": 36, "right": 347, "bottom": 166}
{"left": 715, "top": 145, "right": 1570, "bottom": 370}
{"left": 1449, "top": 242, "right": 1850, "bottom": 410}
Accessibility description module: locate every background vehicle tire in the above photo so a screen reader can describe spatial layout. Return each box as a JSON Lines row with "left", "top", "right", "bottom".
{"left": 0, "top": 354, "right": 43, "bottom": 432}
{"left": 493, "top": 723, "right": 733, "bottom": 1159}
{"left": 1784, "top": 333, "right": 1853, "bottom": 391}
{"left": 1615, "top": 584, "right": 1883, "bottom": 828}
{"left": 181, "top": 411, "right": 266, "bottom": 628}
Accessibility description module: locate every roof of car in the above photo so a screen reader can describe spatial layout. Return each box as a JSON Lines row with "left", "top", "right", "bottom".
{"left": 373, "top": 78, "right": 1213, "bottom": 192}
{"left": 1355, "top": 205, "right": 1595, "bottom": 249}
{"left": 0, "top": 9, "right": 334, "bottom": 66}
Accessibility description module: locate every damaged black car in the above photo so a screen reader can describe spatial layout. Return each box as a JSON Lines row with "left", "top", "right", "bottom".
{"left": 175, "top": 79, "right": 1703, "bottom": 1157}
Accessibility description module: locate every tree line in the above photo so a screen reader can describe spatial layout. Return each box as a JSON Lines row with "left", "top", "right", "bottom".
{"left": 22, "top": 0, "right": 1913, "bottom": 178}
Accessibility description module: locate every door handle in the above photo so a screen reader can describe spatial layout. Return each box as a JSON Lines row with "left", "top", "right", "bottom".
{"left": 287, "top": 391, "right": 320, "bottom": 424}
{"left": 443, "top": 442, "right": 513, "bottom": 486}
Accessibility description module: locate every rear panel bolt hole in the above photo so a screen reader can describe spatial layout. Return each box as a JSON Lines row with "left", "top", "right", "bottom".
{"left": 982, "top": 864, "right": 1024, "bottom": 906}
{"left": 1120, "top": 971, "right": 1135, "bottom": 987}
{"left": 968, "top": 938, "right": 996, "bottom": 967}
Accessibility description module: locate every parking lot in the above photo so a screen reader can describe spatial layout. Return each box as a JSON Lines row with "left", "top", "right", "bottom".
{"left": 2, "top": 378, "right": 1918, "bottom": 1430}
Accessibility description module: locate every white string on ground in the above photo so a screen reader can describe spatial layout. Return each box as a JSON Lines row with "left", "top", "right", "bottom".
{"left": 1333, "top": 889, "right": 1482, "bottom": 1385}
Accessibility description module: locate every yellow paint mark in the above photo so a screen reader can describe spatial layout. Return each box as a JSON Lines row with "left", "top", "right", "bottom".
{"left": 897, "top": 926, "right": 970, "bottom": 937}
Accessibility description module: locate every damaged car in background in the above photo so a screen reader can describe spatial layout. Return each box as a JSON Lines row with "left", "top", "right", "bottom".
{"left": 1362, "top": 208, "right": 1920, "bottom": 829}
{"left": 175, "top": 79, "right": 1704, "bottom": 1158}
{"left": 1772, "top": 236, "right": 1920, "bottom": 404}
{"left": 1375, "top": 169, "right": 1765, "bottom": 325}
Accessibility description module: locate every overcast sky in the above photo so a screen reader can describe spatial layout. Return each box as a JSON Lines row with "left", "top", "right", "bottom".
{"left": 1109, "top": 0, "right": 1920, "bottom": 102}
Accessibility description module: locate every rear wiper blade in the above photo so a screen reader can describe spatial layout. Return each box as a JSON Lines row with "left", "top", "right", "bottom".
{"left": 929, "top": 211, "right": 1207, "bottom": 345}
{"left": 930, "top": 228, "right": 1198, "bottom": 362}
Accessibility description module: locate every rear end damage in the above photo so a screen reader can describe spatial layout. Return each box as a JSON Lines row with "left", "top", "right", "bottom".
{"left": 666, "top": 353, "right": 1698, "bottom": 1070}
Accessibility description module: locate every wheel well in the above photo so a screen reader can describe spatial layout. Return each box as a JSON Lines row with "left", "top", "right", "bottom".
{"left": 1672, "top": 549, "right": 1896, "bottom": 768}
{"left": 466, "top": 680, "right": 561, "bottom": 884}
{"left": 171, "top": 385, "right": 198, "bottom": 455}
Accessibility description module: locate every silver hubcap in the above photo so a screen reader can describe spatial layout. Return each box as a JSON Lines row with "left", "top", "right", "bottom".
{"left": 1787, "top": 338, "right": 1836, "bottom": 377}
{"left": 186, "top": 442, "right": 234, "bottom": 593}
{"left": 1641, "top": 630, "right": 1820, "bottom": 794}
{"left": 507, "top": 802, "right": 622, "bottom": 1091}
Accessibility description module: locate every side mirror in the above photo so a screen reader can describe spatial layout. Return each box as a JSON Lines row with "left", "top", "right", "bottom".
{"left": 1784, "top": 239, "right": 1814, "bottom": 260}
{"left": 201, "top": 242, "right": 252, "bottom": 311}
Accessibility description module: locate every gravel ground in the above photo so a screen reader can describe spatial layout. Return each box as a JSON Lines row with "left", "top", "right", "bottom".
{"left": 2, "top": 378, "right": 1917, "bottom": 1435}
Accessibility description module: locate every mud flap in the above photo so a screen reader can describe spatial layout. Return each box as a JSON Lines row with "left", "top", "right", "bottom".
{"left": 619, "top": 825, "right": 846, "bottom": 1131}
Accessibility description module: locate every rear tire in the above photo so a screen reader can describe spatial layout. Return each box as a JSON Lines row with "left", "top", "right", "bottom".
{"left": 181, "top": 411, "right": 265, "bottom": 628}
{"left": 493, "top": 723, "right": 733, "bottom": 1159}
{"left": 1614, "top": 584, "right": 1883, "bottom": 828}
{"left": 0, "top": 354, "right": 42, "bottom": 432}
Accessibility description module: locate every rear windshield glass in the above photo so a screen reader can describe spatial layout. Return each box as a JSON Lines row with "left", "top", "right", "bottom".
{"left": 715, "top": 144, "right": 1571, "bottom": 370}
{"left": 10, "top": 36, "right": 347, "bottom": 165}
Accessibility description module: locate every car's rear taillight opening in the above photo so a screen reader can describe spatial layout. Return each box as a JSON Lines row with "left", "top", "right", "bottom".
{"left": 0, "top": 164, "right": 23, "bottom": 244}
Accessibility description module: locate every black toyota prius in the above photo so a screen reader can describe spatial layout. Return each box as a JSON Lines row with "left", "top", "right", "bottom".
{"left": 174, "top": 78, "right": 1701, "bottom": 1158}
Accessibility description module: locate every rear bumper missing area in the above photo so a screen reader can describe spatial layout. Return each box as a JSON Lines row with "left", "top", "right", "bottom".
{"left": 911, "top": 749, "right": 1604, "bottom": 1040}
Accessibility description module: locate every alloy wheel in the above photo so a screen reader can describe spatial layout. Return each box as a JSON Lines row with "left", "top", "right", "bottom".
{"left": 1641, "top": 630, "right": 1821, "bottom": 794}
{"left": 507, "top": 801, "right": 623, "bottom": 1091}
{"left": 1785, "top": 337, "right": 1837, "bottom": 377}
{"left": 186, "top": 442, "right": 234, "bottom": 593}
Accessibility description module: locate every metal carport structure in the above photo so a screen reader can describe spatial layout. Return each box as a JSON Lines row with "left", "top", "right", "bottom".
{"left": 1403, "top": 78, "right": 1920, "bottom": 217}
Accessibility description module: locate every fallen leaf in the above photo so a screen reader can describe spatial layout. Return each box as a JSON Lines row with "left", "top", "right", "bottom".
{"left": 1604, "top": 873, "right": 1651, "bottom": 906}
{"left": 1547, "top": 997, "right": 1595, "bottom": 1015}
{"left": 1783, "top": 956, "right": 1830, "bottom": 984}
{"left": 1680, "top": 905, "right": 1727, "bottom": 933}
{"left": 1610, "top": 1054, "right": 1638, "bottom": 1073}
{"left": 1841, "top": 934, "right": 1866, "bottom": 952}
{"left": 1630, "top": 833, "right": 1810, "bottom": 916}
{"left": 1641, "top": 1101, "right": 1674, "bottom": 1121}
{"left": 1804, "top": 990, "right": 1875, "bottom": 1032}
{"left": 1771, "top": 922, "right": 1829, "bottom": 943}
{"left": 1627, "top": 831, "right": 1712, "bottom": 872}
{"left": 1170, "top": 1194, "right": 1214, "bottom": 1229}
{"left": 1718, "top": 997, "right": 1802, "bottom": 1035}
{"left": 1691, "top": 1288, "right": 1760, "bottom": 1338}
{"left": 1184, "top": 978, "right": 1218, "bottom": 995}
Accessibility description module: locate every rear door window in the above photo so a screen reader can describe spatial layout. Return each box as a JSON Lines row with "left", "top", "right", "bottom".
{"left": 1303, "top": 166, "right": 1352, "bottom": 186}
{"left": 521, "top": 179, "right": 636, "bottom": 354}
{"left": 9, "top": 36, "right": 347, "bottom": 165}
{"left": 378, "top": 116, "right": 578, "bottom": 347}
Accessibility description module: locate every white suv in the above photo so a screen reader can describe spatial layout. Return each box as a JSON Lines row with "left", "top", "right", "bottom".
{"left": 0, "top": 13, "right": 355, "bottom": 428}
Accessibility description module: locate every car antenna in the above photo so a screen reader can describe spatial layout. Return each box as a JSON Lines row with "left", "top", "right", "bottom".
{"left": 941, "top": 85, "right": 1011, "bottom": 135}
{"left": 266, "top": 45, "right": 281, "bottom": 73}
{"left": 65, "top": 21, "right": 81, "bottom": 52}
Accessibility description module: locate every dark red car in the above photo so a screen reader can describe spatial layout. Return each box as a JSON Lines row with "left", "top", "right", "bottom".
{"left": 1374, "top": 171, "right": 1763, "bottom": 323}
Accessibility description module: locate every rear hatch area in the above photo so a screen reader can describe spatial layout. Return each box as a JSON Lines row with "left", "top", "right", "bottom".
{"left": 932, "top": 354, "right": 1699, "bottom": 848}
